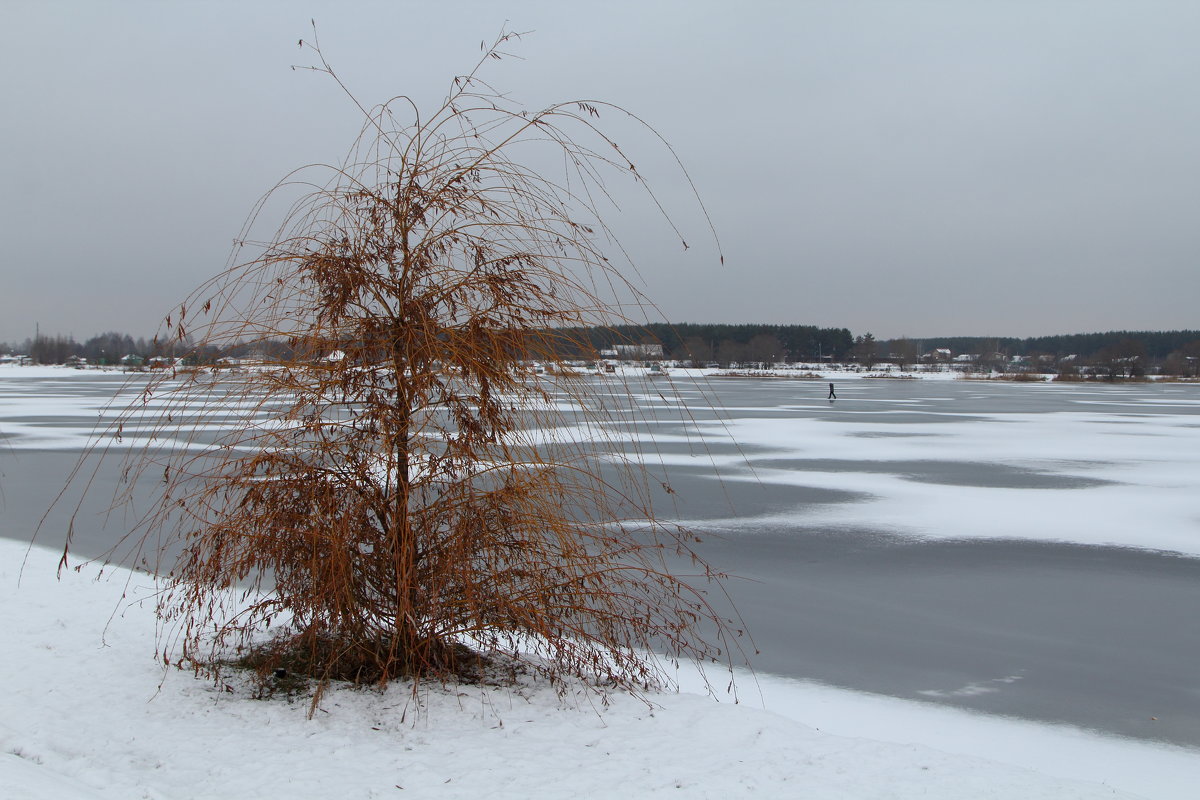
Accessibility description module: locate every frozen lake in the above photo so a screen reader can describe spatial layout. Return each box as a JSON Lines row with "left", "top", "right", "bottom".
{"left": 2, "top": 368, "right": 1199, "bottom": 748}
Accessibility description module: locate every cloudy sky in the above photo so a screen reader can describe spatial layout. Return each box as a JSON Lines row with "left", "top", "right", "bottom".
{"left": 3, "top": 1, "right": 1199, "bottom": 343}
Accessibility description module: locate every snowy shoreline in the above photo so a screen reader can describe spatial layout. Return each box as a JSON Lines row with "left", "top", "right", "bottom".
{"left": 5, "top": 361, "right": 1196, "bottom": 387}
{"left": 2, "top": 539, "right": 1195, "bottom": 799}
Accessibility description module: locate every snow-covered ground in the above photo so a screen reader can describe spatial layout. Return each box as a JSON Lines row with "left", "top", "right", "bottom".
{"left": 682, "top": 389, "right": 1200, "bottom": 557}
{"left": 3, "top": 538, "right": 1196, "bottom": 800}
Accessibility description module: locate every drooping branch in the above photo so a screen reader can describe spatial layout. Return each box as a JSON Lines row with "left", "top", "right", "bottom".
{"left": 62, "top": 30, "right": 746, "bottom": 706}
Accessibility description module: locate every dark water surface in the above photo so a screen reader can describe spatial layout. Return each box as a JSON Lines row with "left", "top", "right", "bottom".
{"left": 3, "top": 371, "right": 1199, "bottom": 748}
{"left": 701, "top": 528, "right": 1200, "bottom": 748}
{"left": 615, "top": 376, "right": 1200, "bottom": 748}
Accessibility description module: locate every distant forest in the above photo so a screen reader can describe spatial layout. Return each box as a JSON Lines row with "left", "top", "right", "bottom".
{"left": 556, "top": 323, "right": 855, "bottom": 363}
{"left": 892, "top": 330, "right": 1200, "bottom": 361}
{"left": 4, "top": 326, "right": 1200, "bottom": 376}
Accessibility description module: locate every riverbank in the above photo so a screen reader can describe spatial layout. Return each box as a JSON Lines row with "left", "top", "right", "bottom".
{"left": 3, "top": 538, "right": 1194, "bottom": 799}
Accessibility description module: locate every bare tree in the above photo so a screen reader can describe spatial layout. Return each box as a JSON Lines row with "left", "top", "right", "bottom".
{"left": 1163, "top": 340, "right": 1200, "bottom": 377}
{"left": 680, "top": 336, "right": 714, "bottom": 367}
{"left": 891, "top": 337, "right": 919, "bottom": 371}
{"left": 63, "top": 30, "right": 743, "bottom": 705}
{"left": 745, "top": 333, "right": 783, "bottom": 367}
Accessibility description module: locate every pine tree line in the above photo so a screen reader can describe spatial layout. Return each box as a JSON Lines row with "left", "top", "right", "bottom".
{"left": 882, "top": 330, "right": 1200, "bottom": 360}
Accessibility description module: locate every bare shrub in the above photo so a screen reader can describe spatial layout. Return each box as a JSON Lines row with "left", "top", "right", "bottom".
{"left": 62, "top": 31, "right": 742, "bottom": 704}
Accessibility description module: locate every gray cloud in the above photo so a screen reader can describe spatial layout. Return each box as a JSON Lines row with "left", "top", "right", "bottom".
{"left": 3, "top": 1, "right": 1198, "bottom": 343}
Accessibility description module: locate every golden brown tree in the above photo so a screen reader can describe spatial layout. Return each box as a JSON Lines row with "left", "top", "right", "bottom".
{"left": 66, "top": 30, "right": 740, "bottom": 702}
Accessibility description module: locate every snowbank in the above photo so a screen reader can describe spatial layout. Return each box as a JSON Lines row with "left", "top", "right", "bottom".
{"left": 2, "top": 540, "right": 1192, "bottom": 800}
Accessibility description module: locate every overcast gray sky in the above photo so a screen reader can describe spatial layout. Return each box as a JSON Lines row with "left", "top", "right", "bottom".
{"left": 3, "top": 0, "right": 1199, "bottom": 343}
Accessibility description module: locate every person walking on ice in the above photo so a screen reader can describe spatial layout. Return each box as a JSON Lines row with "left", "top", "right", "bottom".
{"left": 828, "top": 382, "right": 837, "bottom": 402}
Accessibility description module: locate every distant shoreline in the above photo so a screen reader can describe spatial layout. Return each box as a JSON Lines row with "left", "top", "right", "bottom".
{"left": 3, "top": 362, "right": 1197, "bottom": 385}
